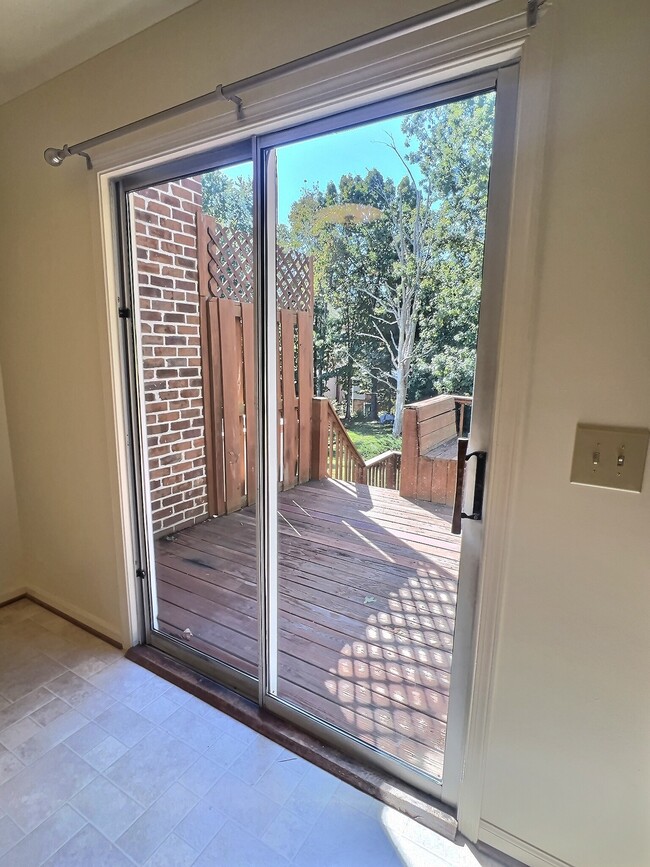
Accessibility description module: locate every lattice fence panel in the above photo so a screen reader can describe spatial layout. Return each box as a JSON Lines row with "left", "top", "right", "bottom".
{"left": 276, "top": 248, "right": 312, "bottom": 312}
{"left": 204, "top": 219, "right": 312, "bottom": 310}
{"left": 206, "top": 222, "right": 254, "bottom": 302}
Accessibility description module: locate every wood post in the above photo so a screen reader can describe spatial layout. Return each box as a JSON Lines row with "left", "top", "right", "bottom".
{"left": 310, "top": 397, "right": 329, "bottom": 480}
{"left": 280, "top": 310, "right": 297, "bottom": 490}
{"left": 400, "top": 406, "right": 418, "bottom": 498}
{"left": 386, "top": 453, "right": 396, "bottom": 490}
{"left": 297, "top": 312, "right": 313, "bottom": 484}
{"left": 197, "top": 213, "right": 221, "bottom": 516}
{"left": 241, "top": 303, "right": 256, "bottom": 504}
{"left": 218, "top": 298, "right": 244, "bottom": 513}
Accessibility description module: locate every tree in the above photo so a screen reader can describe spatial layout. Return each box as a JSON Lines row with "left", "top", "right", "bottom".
{"left": 360, "top": 158, "right": 435, "bottom": 436}
{"left": 201, "top": 170, "right": 253, "bottom": 233}
{"left": 283, "top": 177, "right": 395, "bottom": 417}
{"left": 280, "top": 92, "right": 495, "bottom": 434}
{"left": 283, "top": 167, "right": 434, "bottom": 433}
{"left": 403, "top": 94, "right": 495, "bottom": 397}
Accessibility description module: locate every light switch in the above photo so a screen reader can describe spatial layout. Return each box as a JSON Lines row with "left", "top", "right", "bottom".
{"left": 570, "top": 424, "right": 649, "bottom": 492}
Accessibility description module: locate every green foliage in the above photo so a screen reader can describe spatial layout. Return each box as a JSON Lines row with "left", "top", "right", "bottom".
{"left": 280, "top": 93, "right": 494, "bottom": 425}
{"left": 403, "top": 94, "right": 495, "bottom": 394}
{"left": 313, "top": 203, "right": 385, "bottom": 228}
{"left": 345, "top": 420, "right": 402, "bottom": 461}
{"left": 283, "top": 172, "right": 397, "bottom": 417}
{"left": 200, "top": 96, "right": 494, "bottom": 419}
{"left": 201, "top": 170, "right": 253, "bottom": 233}
{"left": 430, "top": 346, "right": 476, "bottom": 395}
{"left": 406, "top": 362, "right": 436, "bottom": 403}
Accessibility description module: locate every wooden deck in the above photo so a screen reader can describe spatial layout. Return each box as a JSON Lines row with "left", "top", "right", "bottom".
{"left": 154, "top": 478, "right": 460, "bottom": 779}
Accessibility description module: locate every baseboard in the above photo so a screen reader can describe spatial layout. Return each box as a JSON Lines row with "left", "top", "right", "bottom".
{"left": 479, "top": 821, "right": 574, "bottom": 867}
{"left": 0, "top": 587, "right": 28, "bottom": 606}
{"left": 24, "top": 587, "right": 123, "bottom": 648}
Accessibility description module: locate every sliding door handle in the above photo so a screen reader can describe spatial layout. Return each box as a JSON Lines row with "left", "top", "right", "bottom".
{"left": 451, "top": 437, "right": 487, "bottom": 535}
{"left": 451, "top": 438, "right": 468, "bottom": 535}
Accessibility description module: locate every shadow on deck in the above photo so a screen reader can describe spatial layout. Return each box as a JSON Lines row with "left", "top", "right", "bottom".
{"left": 154, "top": 478, "right": 460, "bottom": 780}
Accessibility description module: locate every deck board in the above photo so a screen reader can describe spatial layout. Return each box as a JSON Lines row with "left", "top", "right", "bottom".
{"left": 154, "top": 478, "right": 460, "bottom": 780}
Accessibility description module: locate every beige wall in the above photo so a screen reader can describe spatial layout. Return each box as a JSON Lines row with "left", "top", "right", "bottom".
{"left": 0, "top": 363, "right": 22, "bottom": 597}
{"left": 0, "top": 1, "right": 647, "bottom": 865}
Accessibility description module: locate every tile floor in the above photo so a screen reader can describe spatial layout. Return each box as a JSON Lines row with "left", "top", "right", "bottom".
{"left": 0, "top": 599, "right": 510, "bottom": 866}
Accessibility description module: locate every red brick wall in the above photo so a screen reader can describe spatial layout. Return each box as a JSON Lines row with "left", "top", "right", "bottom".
{"left": 132, "top": 177, "right": 208, "bottom": 536}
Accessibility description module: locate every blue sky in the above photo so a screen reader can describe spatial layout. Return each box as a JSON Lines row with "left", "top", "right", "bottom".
{"left": 274, "top": 114, "right": 422, "bottom": 223}
{"left": 219, "top": 112, "right": 422, "bottom": 224}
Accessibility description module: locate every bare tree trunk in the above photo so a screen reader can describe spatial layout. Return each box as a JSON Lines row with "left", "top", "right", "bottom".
{"left": 392, "top": 361, "right": 408, "bottom": 436}
{"left": 357, "top": 149, "right": 430, "bottom": 437}
{"left": 344, "top": 309, "right": 352, "bottom": 421}
{"left": 345, "top": 366, "right": 352, "bottom": 421}
{"left": 391, "top": 274, "right": 418, "bottom": 436}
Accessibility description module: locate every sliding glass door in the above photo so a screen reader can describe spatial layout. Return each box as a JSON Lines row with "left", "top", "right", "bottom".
{"left": 121, "top": 63, "right": 518, "bottom": 805}
{"left": 254, "top": 73, "right": 509, "bottom": 800}
{"left": 121, "top": 143, "right": 261, "bottom": 695}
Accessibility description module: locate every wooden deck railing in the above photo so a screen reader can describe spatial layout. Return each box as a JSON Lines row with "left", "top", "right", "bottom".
{"left": 400, "top": 394, "right": 473, "bottom": 504}
{"left": 366, "top": 450, "right": 401, "bottom": 489}
{"left": 310, "top": 397, "right": 401, "bottom": 489}
{"left": 450, "top": 394, "right": 472, "bottom": 437}
{"left": 311, "top": 398, "right": 366, "bottom": 482}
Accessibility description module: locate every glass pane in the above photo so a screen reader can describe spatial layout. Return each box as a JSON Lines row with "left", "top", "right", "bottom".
{"left": 130, "top": 162, "right": 258, "bottom": 681}
{"left": 270, "top": 92, "right": 495, "bottom": 780}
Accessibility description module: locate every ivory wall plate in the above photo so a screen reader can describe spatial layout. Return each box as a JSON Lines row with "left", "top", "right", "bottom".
{"left": 570, "top": 424, "right": 649, "bottom": 492}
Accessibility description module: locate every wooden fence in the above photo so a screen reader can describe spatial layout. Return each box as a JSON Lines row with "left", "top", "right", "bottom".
{"left": 195, "top": 214, "right": 469, "bottom": 507}
{"left": 197, "top": 214, "right": 314, "bottom": 516}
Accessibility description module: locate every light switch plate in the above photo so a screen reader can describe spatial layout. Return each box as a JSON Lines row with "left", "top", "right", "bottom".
{"left": 570, "top": 424, "right": 649, "bottom": 492}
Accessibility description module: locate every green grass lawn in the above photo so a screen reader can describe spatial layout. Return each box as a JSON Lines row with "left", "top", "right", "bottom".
{"left": 344, "top": 418, "right": 402, "bottom": 460}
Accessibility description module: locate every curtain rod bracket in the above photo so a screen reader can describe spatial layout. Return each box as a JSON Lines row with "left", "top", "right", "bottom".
{"left": 526, "top": 0, "right": 545, "bottom": 27}
{"left": 217, "top": 84, "right": 244, "bottom": 117}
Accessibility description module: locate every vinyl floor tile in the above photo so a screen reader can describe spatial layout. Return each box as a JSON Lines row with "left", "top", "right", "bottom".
{"left": 0, "top": 601, "right": 515, "bottom": 867}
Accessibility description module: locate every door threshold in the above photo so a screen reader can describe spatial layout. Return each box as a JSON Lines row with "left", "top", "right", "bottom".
{"left": 126, "top": 644, "right": 458, "bottom": 841}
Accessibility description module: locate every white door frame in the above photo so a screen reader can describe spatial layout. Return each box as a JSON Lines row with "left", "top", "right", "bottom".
{"left": 90, "top": 2, "right": 554, "bottom": 840}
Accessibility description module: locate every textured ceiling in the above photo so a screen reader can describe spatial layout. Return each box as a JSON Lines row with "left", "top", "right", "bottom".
{"left": 0, "top": 0, "right": 199, "bottom": 105}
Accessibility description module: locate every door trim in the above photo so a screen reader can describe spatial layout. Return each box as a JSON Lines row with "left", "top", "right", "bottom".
{"left": 253, "top": 141, "right": 280, "bottom": 705}
{"left": 457, "top": 9, "right": 555, "bottom": 841}
{"left": 115, "top": 68, "right": 518, "bottom": 805}
{"left": 91, "top": 5, "right": 554, "bottom": 839}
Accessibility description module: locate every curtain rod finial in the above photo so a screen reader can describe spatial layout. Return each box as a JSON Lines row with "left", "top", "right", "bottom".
{"left": 44, "top": 145, "right": 92, "bottom": 169}
{"left": 44, "top": 146, "right": 67, "bottom": 166}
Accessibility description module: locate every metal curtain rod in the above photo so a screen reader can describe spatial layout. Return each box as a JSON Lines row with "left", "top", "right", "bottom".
{"left": 43, "top": 0, "right": 538, "bottom": 169}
